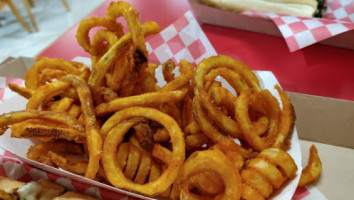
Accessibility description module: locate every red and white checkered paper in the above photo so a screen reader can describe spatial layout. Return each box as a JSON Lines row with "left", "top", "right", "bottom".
{"left": 323, "top": 0, "right": 354, "bottom": 22}
{"left": 146, "top": 11, "right": 216, "bottom": 65}
{"left": 242, "top": 0, "right": 354, "bottom": 52}
{"left": 0, "top": 11, "right": 324, "bottom": 200}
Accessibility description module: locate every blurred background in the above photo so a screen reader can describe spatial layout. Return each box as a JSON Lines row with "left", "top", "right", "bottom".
{"left": 0, "top": 0, "right": 104, "bottom": 63}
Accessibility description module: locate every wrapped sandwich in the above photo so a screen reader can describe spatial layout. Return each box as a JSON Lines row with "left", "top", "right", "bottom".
{"left": 201, "top": 0, "right": 323, "bottom": 17}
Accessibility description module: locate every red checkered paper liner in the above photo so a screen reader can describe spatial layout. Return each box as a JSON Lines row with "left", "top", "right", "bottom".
{"left": 323, "top": 0, "right": 354, "bottom": 22}
{"left": 0, "top": 11, "right": 323, "bottom": 200}
{"left": 146, "top": 11, "right": 216, "bottom": 65}
{"left": 269, "top": 14, "right": 354, "bottom": 52}
{"left": 242, "top": 0, "right": 354, "bottom": 52}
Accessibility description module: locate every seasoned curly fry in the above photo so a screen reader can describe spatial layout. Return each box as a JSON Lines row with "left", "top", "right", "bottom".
{"left": 241, "top": 148, "right": 297, "bottom": 199}
{"left": 27, "top": 141, "right": 84, "bottom": 167}
{"left": 91, "top": 29, "right": 119, "bottom": 66}
{"left": 11, "top": 123, "right": 86, "bottom": 143}
{"left": 205, "top": 67, "right": 249, "bottom": 95}
{"left": 49, "top": 97, "right": 74, "bottom": 113}
{"left": 26, "top": 81, "right": 70, "bottom": 110}
{"left": 235, "top": 89, "right": 281, "bottom": 151}
{"left": 193, "top": 93, "right": 233, "bottom": 144}
{"left": 193, "top": 55, "right": 261, "bottom": 142}
{"left": 195, "top": 55, "right": 261, "bottom": 92}
{"left": 182, "top": 95, "right": 193, "bottom": 128}
{"left": 76, "top": 17, "right": 123, "bottom": 55}
{"left": 87, "top": 21, "right": 160, "bottom": 92}
{"left": 199, "top": 89, "right": 242, "bottom": 138}
{"left": 272, "top": 85, "right": 296, "bottom": 149}
{"left": 298, "top": 145, "right": 322, "bottom": 187}
{"left": 0, "top": 110, "right": 84, "bottom": 132}
{"left": 180, "top": 149, "right": 242, "bottom": 200}
{"left": 189, "top": 171, "right": 224, "bottom": 196}
{"left": 101, "top": 107, "right": 185, "bottom": 196}
{"left": 48, "top": 151, "right": 88, "bottom": 175}
{"left": 38, "top": 69, "right": 67, "bottom": 86}
{"left": 115, "top": 142, "right": 161, "bottom": 185}
{"left": 152, "top": 143, "right": 172, "bottom": 164}
{"left": 25, "top": 58, "right": 88, "bottom": 90}
{"left": 139, "top": 63, "right": 160, "bottom": 93}
{"left": 8, "top": 84, "right": 34, "bottom": 99}
{"left": 153, "top": 128, "right": 170, "bottom": 142}
{"left": 185, "top": 134, "right": 208, "bottom": 148}
{"left": 61, "top": 74, "right": 102, "bottom": 179}
{"left": 95, "top": 88, "right": 188, "bottom": 116}
{"left": 105, "top": 1, "right": 147, "bottom": 56}
{"left": 160, "top": 59, "right": 194, "bottom": 92}
{"left": 162, "top": 59, "right": 176, "bottom": 83}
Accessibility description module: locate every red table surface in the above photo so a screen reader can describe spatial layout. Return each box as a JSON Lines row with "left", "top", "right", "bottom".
{"left": 38, "top": 0, "right": 354, "bottom": 101}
